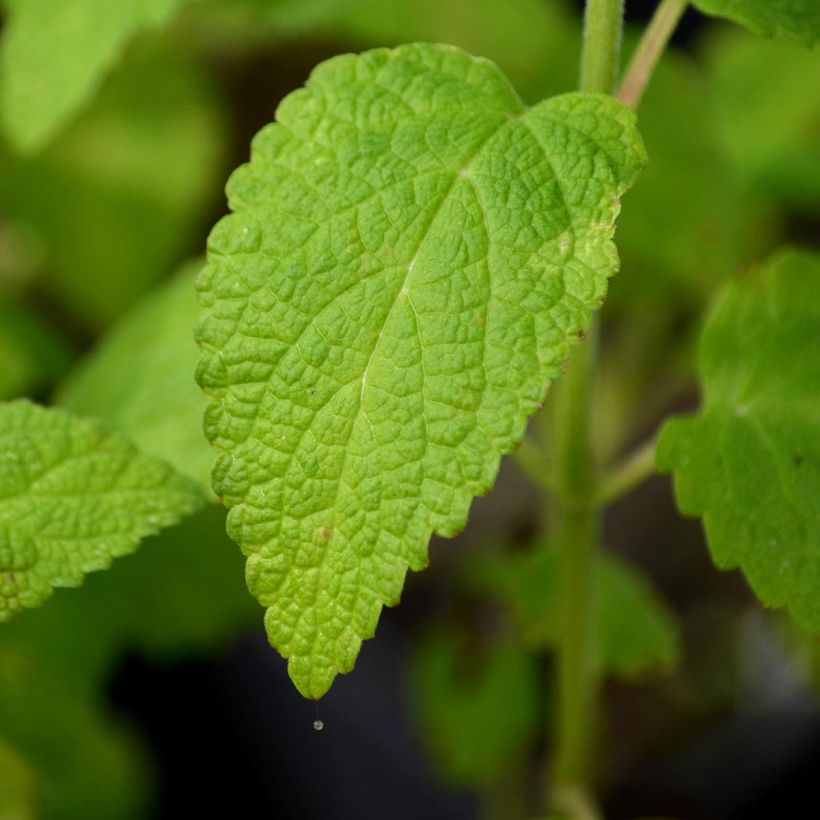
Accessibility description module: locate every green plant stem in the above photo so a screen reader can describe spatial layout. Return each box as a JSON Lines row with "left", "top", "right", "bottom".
{"left": 548, "top": 0, "right": 624, "bottom": 799}
{"left": 550, "top": 322, "right": 601, "bottom": 790}
{"left": 618, "top": 0, "right": 688, "bottom": 108}
{"left": 580, "top": 0, "right": 624, "bottom": 94}
{"left": 595, "top": 435, "right": 658, "bottom": 506}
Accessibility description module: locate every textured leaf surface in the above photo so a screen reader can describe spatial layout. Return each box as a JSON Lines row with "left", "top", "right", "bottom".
{"left": 691, "top": 0, "right": 820, "bottom": 45}
{"left": 411, "top": 630, "right": 538, "bottom": 785}
{"left": 197, "top": 43, "right": 645, "bottom": 697}
{"left": 59, "top": 261, "right": 213, "bottom": 491}
{"left": 0, "top": 400, "right": 203, "bottom": 620}
{"left": 658, "top": 250, "right": 820, "bottom": 629}
{"left": 474, "top": 548, "right": 679, "bottom": 678}
{"left": 0, "top": 0, "right": 183, "bottom": 151}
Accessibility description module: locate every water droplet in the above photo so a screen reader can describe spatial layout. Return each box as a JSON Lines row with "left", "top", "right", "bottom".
{"left": 313, "top": 720, "right": 324, "bottom": 732}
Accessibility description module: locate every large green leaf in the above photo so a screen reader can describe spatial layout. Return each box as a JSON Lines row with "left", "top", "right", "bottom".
{"left": 691, "top": 0, "right": 820, "bottom": 45}
{"left": 0, "top": 400, "right": 203, "bottom": 620}
{"left": 658, "top": 250, "right": 820, "bottom": 629}
{"left": 58, "top": 261, "right": 212, "bottom": 491}
{"left": 0, "top": 0, "right": 183, "bottom": 151}
{"left": 197, "top": 43, "right": 645, "bottom": 697}
{"left": 474, "top": 548, "right": 680, "bottom": 678}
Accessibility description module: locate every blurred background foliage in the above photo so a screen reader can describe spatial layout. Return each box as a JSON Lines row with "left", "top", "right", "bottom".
{"left": 0, "top": 1, "right": 819, "bottom": 818}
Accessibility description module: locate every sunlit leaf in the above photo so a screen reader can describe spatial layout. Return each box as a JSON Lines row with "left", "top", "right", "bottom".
{"left": 197, "top": 42, "right": 645, "bottom": 697}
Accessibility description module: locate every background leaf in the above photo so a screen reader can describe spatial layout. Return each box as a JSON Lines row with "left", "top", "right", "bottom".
{"left": 410, "top": 629, "right": 538, "bottom": 786}
{"left": 0, "top": 0, "right": 185, "bottom": 150}
{"left": 691, "top": 0, "right": 820, "bottom": 45}
{"left": 474, "top": 547, "right": 680, "bottom": 679}
{"left": 658, "top": 249, "right": 820, "bottom": 630}
{"left": 0, "top": 45, "right": 228, "bottom": 329}
{"left": 0, "top": 400, "right": 204, "bottom": 620}
{"left": 58, "top": 260, "right": 213, "bottom": 492}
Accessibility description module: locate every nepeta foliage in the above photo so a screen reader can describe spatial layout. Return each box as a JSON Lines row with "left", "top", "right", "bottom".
{"left": 59, "top": 262, "right": 213, "bottom": 492}
{"left": 0, "top": 400, "right": 203, "bottom": 620}
{"left": 691, "top": 0, "right": 820, "bottom": 46}
{"left": 659, "top": 250, "right": 820, "bottom": 629}
{"left": 0, "top": 0, "right": 184, "bottom": 151}
{"left": 196, "top": 42, "right": 645, "bottom": 697}
{"left": 477, "top": 548, "right": 680, "bottom": 678}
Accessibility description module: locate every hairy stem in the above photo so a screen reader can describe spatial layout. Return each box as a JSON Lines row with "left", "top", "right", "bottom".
{"left": 548, "top": 0, "right": 624, "bottom": 799}
{"left": 550, "top": 323, "right": 601, "bottom": 790}
{"left": 618, "top": 0, "right": 688, "bottom": 108}
{"left": 580, "top": 0, "right": 624, "bottom": 94}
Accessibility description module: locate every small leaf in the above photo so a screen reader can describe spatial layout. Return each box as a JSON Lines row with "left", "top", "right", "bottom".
{"left": 658, "top": 250, "right": 820, "bottom": 630}
{"left": 0, "top": 0, "right": 184, "bottom": 151}
{"left": 691, "top": 0, "right": 820, "bottom": 46}
{"left": 411, "top": 629, "right": 538, "bottom": 785}
{"left": 196, "top": 43, "right": 646, "bottom": 697}
{"left": 474, "top": 547, "right": 680, "bottom": 678}
{"left": 58, "top": 261, "right": 213, "bottom": 492}
{"left": 0, "top": 400, "right": 203, "bottom": 621}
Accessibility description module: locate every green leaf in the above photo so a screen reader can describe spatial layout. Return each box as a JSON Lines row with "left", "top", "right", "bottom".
{"left": 705, "top": 29, "right": 820, "bottom": 210}
{"left": 691, "top": 0, "right": 820, "bottom": 45}
{"left": 0, "top": 400, "right": 203, "bottom": 621}
{"left": 475, "top": 548, "right": 679, "bottom": 678}
{"left": 197, "top": 43, "right": 645, "bottom": 697}
{"left": 0, "top": 45, "right": 228, "bottom": 328}
{"left": 270, "top": 0, "right": 581, "bottom": 100}
{"left": 658, "top": 250, "right": 820, "bottom": 630}
{"left": 58, "top": 261, "right": 213, "bottom": 492}
{"left": 0, "top": 0, "right": 184, "bottom": 151}
{"left": 411, "top": 629, "right": 538, "bottom": 785}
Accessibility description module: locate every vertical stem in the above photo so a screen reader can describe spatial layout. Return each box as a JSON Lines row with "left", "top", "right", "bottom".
{"left": 548, "top": 0, "right": 623, "bottom": 799}
{"left": 550, "top": 325, "right": 601, "bottom": 789}
{"left": 580, "top": 0, "right": 624, "bottom": 95}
